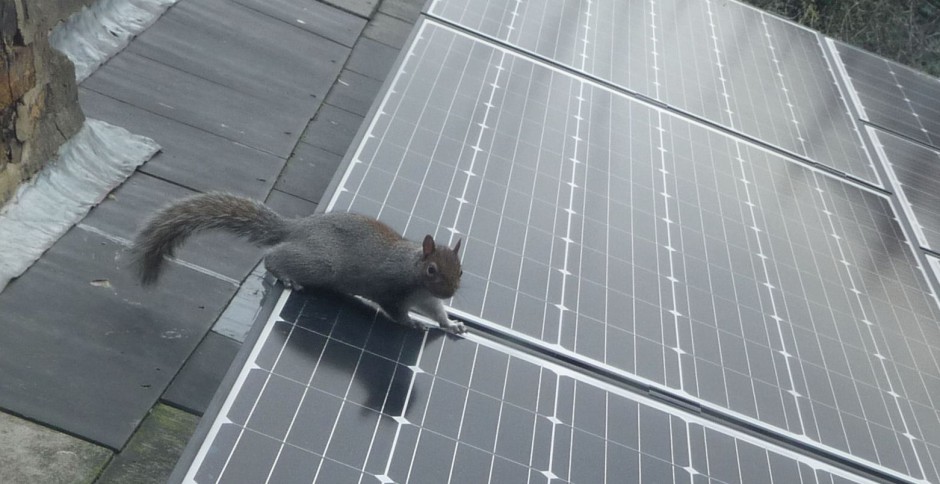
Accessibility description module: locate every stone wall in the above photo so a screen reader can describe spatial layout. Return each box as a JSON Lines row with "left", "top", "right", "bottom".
{"left": 0, "top": 0, "right": 94, "bottom": 207}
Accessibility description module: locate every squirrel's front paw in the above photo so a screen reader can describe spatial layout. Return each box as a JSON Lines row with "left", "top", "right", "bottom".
{"left": 278, "top": 277, "right": 304, "bottom": 291}
{"left": 443, "top": 319, "right": 468, "bottom": 335}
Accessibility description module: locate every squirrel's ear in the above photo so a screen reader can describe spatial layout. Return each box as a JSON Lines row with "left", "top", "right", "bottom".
{"left": 422, "top": 235, "right": 435, "bottom": 257}
{"left": 453, "top": 238, "right": 461, "bottom": 256}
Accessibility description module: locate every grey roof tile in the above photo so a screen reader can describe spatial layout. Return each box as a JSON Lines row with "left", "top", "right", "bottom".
{"left": 162, "top": 332, "right": 242, "bottom": 415}
{"left": 266, "top": 189, "right": 320, "bottom": 218}
{"left": 126, "top": 0, "right": 347, "bottom": 107}
{"left": 275, "top": 142, "right": 344, "bottom": 204}
{"left": 83, "top": 52, "right": 304, "bottom": 158}
{"left": 0, "top": 228, "right": 236, "bottom": 449}
{"left": 301, "top": 103, "right": 365, "bottom": 155}
{"left": 230, "top": 0, "right": 367, "bottom": 47}
{"left": 346, "top": 37, "right": 400, "bottom": 81}
{"left": 80, "top": 88, "right": 285, "bottom": 199}
{"left": 363, "top": 12, "right": 414, "bottom": 49}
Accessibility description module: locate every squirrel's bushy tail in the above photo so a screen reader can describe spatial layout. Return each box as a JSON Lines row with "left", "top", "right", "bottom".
{"left": 131, "top": 192, "right": 290, "bottom": 285}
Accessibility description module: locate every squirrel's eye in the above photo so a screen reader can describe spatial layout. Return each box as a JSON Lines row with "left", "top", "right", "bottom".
{"left": 427, "top": 264, "right": 438, "bottom": 276}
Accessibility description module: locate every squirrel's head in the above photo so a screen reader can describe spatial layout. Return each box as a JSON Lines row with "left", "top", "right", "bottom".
{"left": 420, "top": 235, "right": 462, "bottom": 298}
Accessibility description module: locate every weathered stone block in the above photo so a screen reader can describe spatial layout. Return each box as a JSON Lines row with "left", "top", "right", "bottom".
{"left": 0, "top": 0, "right": 89, "bottom": 208}
{"left": 15, "top": 85, "right": 44, "bottom": 142}
{"left": 1, "top": 104, "right": 14, "bottom": 165}
{"left": 0, "top": 44, "right": 36, "bottom": 106}
{"left": 14, "top": 0, "right": 97, "bottom": 46}
{"left": 0, "top": 162, "right": 23, "bottom": 203}
{"left": 0, "top": 1, "right": 17, "bottom": 45}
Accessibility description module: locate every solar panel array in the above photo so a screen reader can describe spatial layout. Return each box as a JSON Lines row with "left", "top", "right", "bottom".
{"left": 428, "top": 0, "right": 879, "bottom": 185}
{"left": 187, "top": 291, "right": 872, "bottom": 484}
{"left": 325, "top": 21, "right": 940, "bottom": 481}
{"left": 175, "top": 2, "right": 940, "bottom": 483}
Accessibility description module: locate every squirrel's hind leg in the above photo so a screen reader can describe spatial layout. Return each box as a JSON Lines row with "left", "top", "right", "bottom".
{"left": 265, "top": 243, "right": 332, "bottom": 291}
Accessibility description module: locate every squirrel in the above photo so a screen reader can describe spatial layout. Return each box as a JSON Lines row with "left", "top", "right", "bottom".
{"left": 130, "top": 192, "right": 467, "bottom": 334}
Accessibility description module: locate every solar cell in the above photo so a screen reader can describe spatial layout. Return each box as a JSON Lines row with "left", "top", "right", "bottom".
{"left": 427, "top": 0, "right": 879, "bottom": 184}
{"left": 832, "top": 40, "right": 940, "bottom": 150}
{"left": 326, "top": 20, "right": 940, "bottom": 482}
{"left": 183, "top": 290, "right": 877, "bottom": 483}
{"left": 868, "top": 126, "right": 940, "bottom": 252}
{"left": 930, "top": 255, "right": 940, "bottom": 288}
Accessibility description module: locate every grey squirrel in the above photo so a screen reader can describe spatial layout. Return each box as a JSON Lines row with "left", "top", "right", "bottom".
{"left": 130, "top": 192, "right": 467, "bottom": 334}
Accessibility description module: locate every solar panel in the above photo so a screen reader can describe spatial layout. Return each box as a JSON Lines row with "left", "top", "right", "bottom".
{"left": 184, "top": 290, "right": 876, "bottom": 483}
{"left": 868, "top": 126, "right": 940, "bottom": 252}
{"left": 426, "top": 0, "right": 879, "bottom": 184}
{"left": 832, "top": 40, "right": 940, "bottom": 150}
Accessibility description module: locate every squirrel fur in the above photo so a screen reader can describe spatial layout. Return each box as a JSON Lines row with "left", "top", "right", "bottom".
{"left": 131, "top": 192, "right": 466, "bottom": 334}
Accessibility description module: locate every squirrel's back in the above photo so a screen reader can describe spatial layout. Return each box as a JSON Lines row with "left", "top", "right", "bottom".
{"left": 131, "top": 193, "right": 291, "bottom": 284}
{"left": 285, "top": 212, "right": 419, "bottom": 286}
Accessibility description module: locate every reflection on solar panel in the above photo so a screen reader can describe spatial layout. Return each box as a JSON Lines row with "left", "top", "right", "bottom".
{"left": 187, "top": 291, "right": 873, "bottom": 483}
{"left": 869, "top": 127, "right": 940, "bottom": 252}
{"left": 833, "top": 41, "right": 940, "bottom": 150}
{"left": 428, "top": 0, "right": 879, "bottom": 184}
{"left": 174, "top": 2, "right": 940, "bottom": 484}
